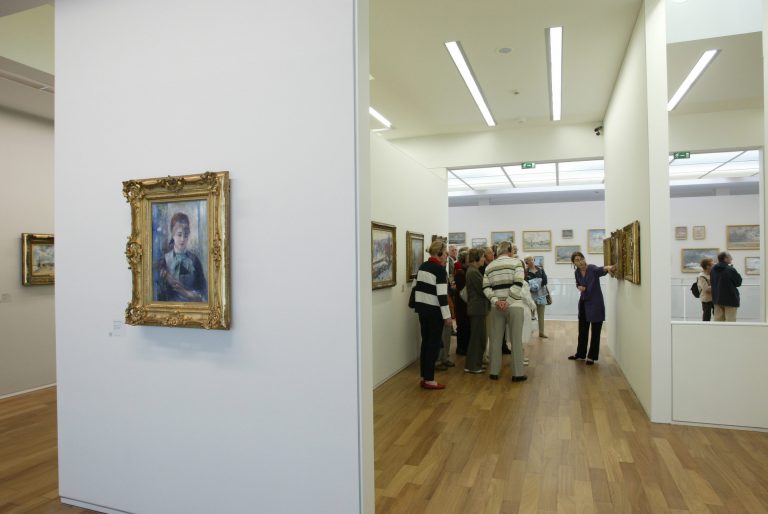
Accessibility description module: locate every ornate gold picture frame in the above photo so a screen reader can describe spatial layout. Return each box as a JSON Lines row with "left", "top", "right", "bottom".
{"left": 123, "top": 171, "right": 230, "bottom": 329}
{"left": 21, "top": 233, "right": 54, "bottom": 286}
{"left": 372, "top": 222, "right": 397, "bottom": 289}
{"left": 621, "top": 221, "right": 640, "bottom": 284}
{"left": 406, "top": 231, "right": 424, "bottom": 282}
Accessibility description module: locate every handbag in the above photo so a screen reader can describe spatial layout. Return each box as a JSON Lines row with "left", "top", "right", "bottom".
{"left": 546, "top": 293, "right": 552, "bottom": 305}
{"left": 408, "top": 285, "right": 417, "bottom": 309}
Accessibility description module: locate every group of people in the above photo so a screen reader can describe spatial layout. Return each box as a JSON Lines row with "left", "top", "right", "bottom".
{"left": 696, "top": 252, "right": 743, "bottom": 322}
{"left": 412, "top": 239, "right": 613, "bottom": 390}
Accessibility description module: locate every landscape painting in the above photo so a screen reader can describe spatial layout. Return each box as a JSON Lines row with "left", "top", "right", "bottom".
{"left": 681, "top": 248, "right": 719, "bottom": 273}
{"left": 726, "top": 225, "right": 760, "bottom": 250}
{"left": 587, "top": 229, "right": 606, "bottom": 254}
{"left": 372, "top": 222, "right": 397, "bottom": 289}
{"left": 523, "top": 230, "right": 552, "bottom": 251}
{"left": 406, "top": 231, "right": 424, "bottom": 282}
{"left": 745, "top": 256, "right": 760, "bottom": 276}
{"left": 21, "top": 233, "right": 55, "bottom": 286}
{"left": 471, "top": 238, "right": 488, "bottom": 248}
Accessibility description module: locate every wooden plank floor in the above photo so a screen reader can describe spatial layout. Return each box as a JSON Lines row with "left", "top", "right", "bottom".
{"left": 374, "top": 320, "right": 768, "bottom": 514}
{"left": 0, "top": 387, "right": 92, "bottom": 514}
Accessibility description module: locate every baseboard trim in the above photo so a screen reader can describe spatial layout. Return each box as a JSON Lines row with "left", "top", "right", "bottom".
{"left": 61, "top": 497, "right": 132, "bottom": 514}
{"left": 671, "top": 419, "right": 768, "bottom": 433}
{"left": 0, "top": 382, "right": 56, "bottom": 401}
{"left": 374, "top": 357, "right": 418, "bottom": 390}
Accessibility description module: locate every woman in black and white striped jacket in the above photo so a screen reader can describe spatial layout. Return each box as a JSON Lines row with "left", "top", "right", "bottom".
{"left": 414, "top": 239, "right": 452, "bottom": 390}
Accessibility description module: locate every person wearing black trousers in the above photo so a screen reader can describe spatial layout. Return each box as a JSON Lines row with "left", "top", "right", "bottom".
{"left": 568, "top": 252, "right": 614, "bottom": 365}
{"left": 413, "top": 239, "right": 453, "bottom": 389}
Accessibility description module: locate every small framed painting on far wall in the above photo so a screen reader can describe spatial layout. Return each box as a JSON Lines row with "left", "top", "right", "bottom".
{"left": 692, "top": 225, "right": 706, "bottom": 240}
{"left": 675, "top": 226, "right": 688, "bottom": 240}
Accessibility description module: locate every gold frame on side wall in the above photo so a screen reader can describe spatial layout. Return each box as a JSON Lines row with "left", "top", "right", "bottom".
{"left": 122, "top": 171, "right": 231, "bottom": 329}
{"left": 405, "top": 231, "right": 424, "bottom": 282}
{"left": 622, "top": 221, "right": 641, "bottom": 284}
{"left": 372, "top": 222, "right": 397, "bottom": 289}
{"left": 21, "top": 233, "right": 55, "bottom": 286}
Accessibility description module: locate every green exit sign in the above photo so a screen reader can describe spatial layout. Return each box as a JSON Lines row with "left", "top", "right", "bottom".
{"left": 673, "top": 151, "right": 690, "bottom": 159}
{"left": 521, "top": 162, "right": 536, "bottom": 169}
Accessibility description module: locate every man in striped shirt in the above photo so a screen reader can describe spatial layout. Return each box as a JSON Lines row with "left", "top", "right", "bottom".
{"left": 483, "top": 241, "right": 527, "bottom": 382}
{"left": 414, "top": 239, "right": 453, "bottom": 390}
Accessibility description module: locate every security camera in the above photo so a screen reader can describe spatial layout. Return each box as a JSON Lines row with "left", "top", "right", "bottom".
{"left": 594, "top": 125, "right": 603, "bottom": 136}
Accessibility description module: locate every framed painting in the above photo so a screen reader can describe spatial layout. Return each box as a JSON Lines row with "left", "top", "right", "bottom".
{"left": 431, "top": 235, "right": 447, "bottom": 243}
{"left": 562, "top": 229, "right": 574, "bottom": 239}
{"left": 726, "top": 225, "right": 760, "bottom": 250}
{"left": 533, "top": 256, "right": 544, "bottom": 268}
{"left": 681, "top": 248, "right": 719, "bottom": 273}
{"left": 555, "top": 245, "right": 581, "bottom": 264}
{"left": 745, "top": 256, "right": 760, "bottom": 276}
{"left": 587, "top": 228, "right": 606, "bottom": 254}
{"left": 692, "top": 225, "right": 706, "bottom": 240}
{"left": 610, "top": 230, "right": 624, "bottom": 279}
{"left": 674, "top": 226, "right": 688, "bottom": 240}
{"left": 522, "top": 230, "right": 552, "bottom": 252}
{"left": 123, "top": 171, "right": 230, "bottom": 329}
{"left": 622, "top": 221, "right": 641, "bottom": 284}
{"left": 372, "top": 222, "right": 397, "bottom": 289}
{"left": 471, "top": 237, "right": 488, "bottom": 248}
{"left": 406, "top": 231, "right": 424, "bottom": 282}
{"left": 21, "top": 233, "right": 54, "bottom": 286}
{"left": 448, "top": 232, "right": 466, "bottom": 245}
{"left": 491, "top": 230, "right": 515, "bottom": 245}
{"left": 603, "top": 237, "right": 613, "bottom": 267}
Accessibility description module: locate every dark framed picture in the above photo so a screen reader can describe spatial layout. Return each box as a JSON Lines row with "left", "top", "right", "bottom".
{"left": 448, "top": 232, "right": 466, "bottom": 245}
{"left": 21, "top": 233, "right": 54, "bottom": 286}
{"left": 123, "top": 171, "right": 230, "bottom": 329}
{"left": 372, "top": 222, "right": 397, "bottom": 289}
{"left": 406, "top": 231, "right": 425, "bottom": 282}
{"left": 562, "top": 229, "right": 573, "bottom": 239}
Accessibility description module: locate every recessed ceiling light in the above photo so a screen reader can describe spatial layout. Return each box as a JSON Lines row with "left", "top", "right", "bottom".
{"left": 444, "top": 41, "right": 496, "bottom": 127}
{"left": 546, "top": 27, "right": 563, "bottom": 122}
{"left": 497, "top": 47, "right": 512, "bottom": 54}
{"left": 667, "top": 49, "right": 720, "bottom": 111}
{"left": 369, "top": 107, "right": 393, "bottom": 129}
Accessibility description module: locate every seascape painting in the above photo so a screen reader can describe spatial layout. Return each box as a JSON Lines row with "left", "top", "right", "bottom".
{"left": 449, "top": 232, "right": 466, "bottom": 245}
{"left": 726, "top": 225, "right": 760, "bottom": 250}
{"left": 491, "top": 231, "right": 515, "bottom": 245}
{"left": 151, "top": 199, "right": 209, "bottom": 303}
{"left": 555, "top": 245, "right": 581, "bottom": 264}
{"left": 681, "top": 248, "right": 719, "bottom": 273}
{"left": 471, "top": 238, "right": 488, "bottom": 248}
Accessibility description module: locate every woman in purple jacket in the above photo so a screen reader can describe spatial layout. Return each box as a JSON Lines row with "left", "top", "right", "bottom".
{"left": 568, "top": 252, "right": 614, "bottom": 365}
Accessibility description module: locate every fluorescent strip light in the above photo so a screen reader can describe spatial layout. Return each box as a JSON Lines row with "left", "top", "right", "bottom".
{"left": 368, "top": 107, "right": 392, "bottom": 129}
{"left": 444, "top": 41, "right": 496, "bottom": 127}
{"left": 667, "top": 49, "right": 720, "bottom": 111}
{"left": 546, "top": 27, "right": 563, "bottom": 121}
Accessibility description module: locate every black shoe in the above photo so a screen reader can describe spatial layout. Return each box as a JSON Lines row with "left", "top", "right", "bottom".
{"left": 502, "top": 345, "right": 512, "bottom": 355}
{"left": 586, "top": 359, "right": 596, "bottom": 366}
{"left": 511, "top": 375, "right": 528, "bottom": 382}
{"left": 567, "top": 355, "right": 585, "bottom": 361}
{"left": 489, "top": 374, "right": 499, "bottom": 380}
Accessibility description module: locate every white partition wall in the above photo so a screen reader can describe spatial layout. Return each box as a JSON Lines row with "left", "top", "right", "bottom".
{"left": 604, "top": 0, "right": 671, "bottom": 422}
{"left": 55, "top": 1, "right": 372, "bottom": 513}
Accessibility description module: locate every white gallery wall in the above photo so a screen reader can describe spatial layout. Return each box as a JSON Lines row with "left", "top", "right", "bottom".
{"left": 371, "top": 135, "right": 447, "bottom": 386}
{"left": 0, "top": 107, "right": 55, "bottom": 398}
{"left": 56, "top": 1, "right": 372, "bottom": 513}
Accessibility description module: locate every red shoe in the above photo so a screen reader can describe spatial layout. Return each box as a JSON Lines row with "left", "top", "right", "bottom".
{"left": 421, "top": 381, "right": 446, "bottom": 390}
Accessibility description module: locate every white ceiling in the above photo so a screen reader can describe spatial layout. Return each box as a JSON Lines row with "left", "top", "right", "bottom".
{"left": 667, "top": 32, "right": 763, "bottom": 116}
{"left": 370, "top": 0, "right": 642, "bottom": 139}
